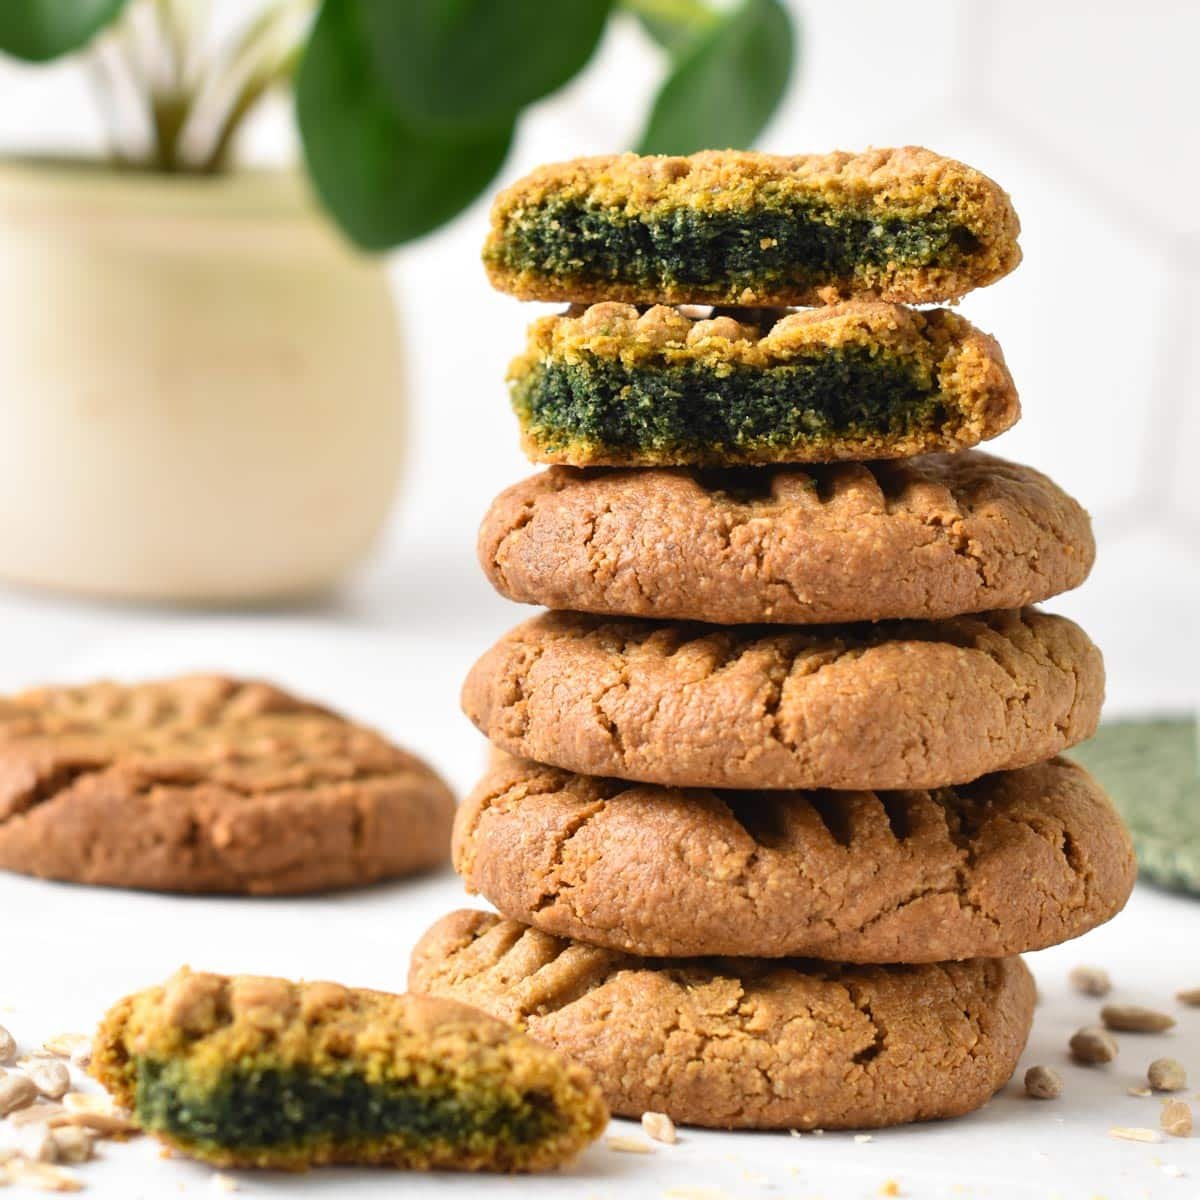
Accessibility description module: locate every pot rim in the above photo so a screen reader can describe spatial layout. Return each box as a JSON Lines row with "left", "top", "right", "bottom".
{"left": 0, "top": 155, "right": 324, "bottom": 221}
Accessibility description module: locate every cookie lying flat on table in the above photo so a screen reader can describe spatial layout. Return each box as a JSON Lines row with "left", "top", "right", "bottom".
{"left": 484, "top": 148, "right": 1020, "bottom": 307}
{"left": 0, "top": 675, "right": 454, "bottom": 894}
{"left": 508, "top": 301, "right": 1017, "bottom": 466}
{"left": 481, "top": 451, "right": 1093, "bottom": 624}
{"left": 410, "top": 910, "right": 1035, "bottom": 1130}
{"left": 92, "top": 969, "right": 607, "bottom": 1171}
{"left": 454, "top": 754, "right": 1135, "bottom": 962}
{"left": 462, "top": 610, "right": 1104, "bottom": 792}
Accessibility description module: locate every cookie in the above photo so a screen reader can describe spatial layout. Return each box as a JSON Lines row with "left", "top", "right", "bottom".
{"left": 508, "top": 301, "right": 1018, "bottom": 467}
{"left": 483, "top": 147, "right": 1020, "bottom": 307}
{"left": 1071, "top": 717, "right": 1198, "bottom": 895}
{"left": 453, "top": 754, "right": 1135, "bottom": 962}
{"left": 409, "top": 910, "right": 1035, "bottom": 1130}
{"left": 481, "top": 451, "right": 1093, "bottom": 624}
{"left": 0, "top": 675, "right": 454, "bottom": 894}
{"left": 462, "top": 610, "right": 1104, "bottom": 791}
{"left": 92, "top": 968, "right": 607, "bottom": 1171}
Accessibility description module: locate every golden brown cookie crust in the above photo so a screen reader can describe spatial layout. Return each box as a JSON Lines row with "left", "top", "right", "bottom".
{"left": 480, "top": 451, "right": 1093, "bottom": 624}
{"left": 0, "top": 676, "right": 454, "bottom": 894}
{"left": 409, "top": 910, "right": 1035, "bottom": 1130}
{"left": 485, "top": 147, "right": 1021, "bottom": 306}
{"left": 454, "top": 754, "right": 1135, "bottom": 962}
{"left": 93, "top": 969, "right": 607, "bottom": 1171}
{"left": 461, "top": 610, "right": 1104, "bottom": 791}
{"left": 508, "top": 301, "right": 1019, "bottom": 467}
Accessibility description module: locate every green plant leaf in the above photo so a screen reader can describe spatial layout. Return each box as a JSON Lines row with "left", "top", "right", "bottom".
{"left": 0, "top": 0, "right": 128, "bottom": 61}
{"left": 355, "top": 0, "right": 613, "bottom": 129}
{"left": 636, "top": 0, "right": 795, "bottom": 155}
{"left": 623, "top": 0, "right": 719, "bottom": 55}
{"left": 297, "top": 0, "right": 514, "bottom": 250}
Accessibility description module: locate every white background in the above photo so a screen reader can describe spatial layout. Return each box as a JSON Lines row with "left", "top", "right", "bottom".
{"left": 0, "top": 2, "right": 1198, "bottom": 1197}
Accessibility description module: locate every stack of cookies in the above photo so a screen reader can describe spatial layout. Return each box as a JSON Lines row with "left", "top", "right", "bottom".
{"left": 411, "top": 148, "right": 1137, "bottom": 1131}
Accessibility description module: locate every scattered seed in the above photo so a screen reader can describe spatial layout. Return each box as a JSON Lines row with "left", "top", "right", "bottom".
{"left": 0, "top": 1026, "right": 14, "bottom": 1065}
{"left": 641, "top": 1111, "right": 676, "bottom": 1144}
{"left": 1162, "top": 1100, "right": 1193, "bottom": 1138}
{"left": 1176, "top": 987, "right": 1200, "bottom": 1007}
{"left": 15, "top": 1125, "right": 57, "bottom": 1164}
{"left": 26, "top": 1060, "right": 70, "bottom": 1101}
{"left": 1024, "top": 1065, "right": 1063, "bottom": 1099}
{"left": 1127, "top": 1086, "right": 1152, "bottom": 1098}
{"left": 49, "top": 1129, "right": 93, "bottom": 1166}
{"left": 210, "top": 1176, "right": 238, "bottom": 1194}
{"left": 9, "top": 1104, "right": 67, "bottom": 1128}
{"left": 60, "top": 1091, "right": 137, "bottom": 1136}
{"left": 1149, "top": 1058, "right": 1187, "bottom": 1092}
{"left": 4, "top": 1158, "right": 83, "bottom": 1192}
{"left": 0, "top": 1074, "right": 38, "bottom": 1115}
{"left": 1161, "top": 1162, "right": 1185, "bottom": 1178}
{"left": 1069, "top": 966, "right": 1112, "bottom": 997}
{"left": 606, "top": 1135, "right": 654, "bottom": 1154}
{"left": 1101, "top": 1004, "right": 1175, "bottom": 1034}
{"left": 854, "top": 1133, "right": 874, "bottom": 1143}
{"left": 41, "top": 1036, "right": 88, "bottom": 1062}
{"left": 1108, "top": 1126, "right": 1162, "bottom": 1143}
{"left": 1070, "top": 1026, "right": 1118, "bottom": 1065}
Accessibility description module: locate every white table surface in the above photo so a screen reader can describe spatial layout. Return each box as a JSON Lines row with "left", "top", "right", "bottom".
{"left": 0, "top": 577, "right": 1197, "bottom": 1200}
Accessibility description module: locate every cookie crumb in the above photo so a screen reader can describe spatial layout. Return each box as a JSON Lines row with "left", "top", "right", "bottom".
{"left": 0, "top": 1025, "right": 15, "bottom": 1064}
{"left": 607, "top": 1135, "right": 654, "bottom": 1154}
{"left": 1101, "top": 1004, "right": 1175, "bottom": 1034}
{"left": 1161, "top": 1163, "right": 1185, "bottom": 1178}
{"left": 641, "top": 1111, "right": 676, "bottom": 1144}
{"left": 210, "top": 1175, "right": 239, "bottom": 1193}
{"left": 1127, "top": 1086, "right": 1152, "bottom": 1098}
{"left": 1161, "top": 1100, "right": 1192, "bottom": 1138}
{"left": 1024, "top": 1065, "right": 1062, "bottom": 1099}
{"left": 854, "top": 1133, "right": 874, "bottom": 1143}
{"left": 1070, "top": 1026, "right": 1118, "bottom": 1065}
{"left": 1108, "top": 1126, "right": 1162, "bottom": 1143}
{"left": 1148, "top": 1058, "right": 1187, "bottom": 1092}
{"left": 1176, "top": 987, "right": 1200, "bottom": 1006}
{"left": 1069, "top": 966, "right": 1112, "bottom": 997}
{"left": 880, "top": 1181, "right": 901, "bottom": 1197}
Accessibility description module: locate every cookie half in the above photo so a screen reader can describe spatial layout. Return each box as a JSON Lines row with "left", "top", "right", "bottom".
{"left": 0, "top": 675, "right": 454, "bottom": 894}
{"left": 508, "top": 302, "right": 1017, "bottom": 466}
{"left": 410, "top": 910, "right": 1035, "bottom": 1130}
{"left": 462, "top": 610, "right": 1104, "bottom": 791}
{"left": 92, "top": 969, "right": 607, "bottom": 1170}
{"left": 484, "top": 147, "right": 1020, "bottom": 307}
{"left": 481, "top": 451, "right": 1093, "bottom": 623}
{"left": 454, "top": 754, "right": 1135, "bottom": 962}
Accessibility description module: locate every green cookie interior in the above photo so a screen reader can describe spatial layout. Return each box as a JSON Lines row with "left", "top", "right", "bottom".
{"left": 491, "top": 198, "right": 977, "bottom": 299}
{"left": 513, "top": 347, "right": 948, "bottom": 459}
{"left": 133, "top": 1057, "right": 566, "bottom": 1159}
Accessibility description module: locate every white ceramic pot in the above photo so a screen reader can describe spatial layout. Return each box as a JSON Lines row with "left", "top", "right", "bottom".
{"left": 0, "top": 161, "right": 405, "bottom": 604}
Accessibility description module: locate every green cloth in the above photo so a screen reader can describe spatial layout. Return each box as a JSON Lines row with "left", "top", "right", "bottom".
{"left": 1070, "top": 717, "right": 1199, "bottom": 896}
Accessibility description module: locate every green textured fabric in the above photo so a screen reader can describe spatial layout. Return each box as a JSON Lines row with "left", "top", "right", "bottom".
{"left": 1070, "top": 717, "right": 1199, "bottom": 896}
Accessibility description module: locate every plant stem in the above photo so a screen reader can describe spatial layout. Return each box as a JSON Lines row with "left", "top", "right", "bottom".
{"left": 620, "top": 0, "right": 719, "bottom": 31}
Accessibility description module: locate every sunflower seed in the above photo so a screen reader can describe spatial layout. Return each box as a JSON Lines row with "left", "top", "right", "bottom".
{"left": 1069, "top": 1026, "right": 1118, "bottom": 1064}
{"left": 1101, "top": 1004, "right": 1175, "bottom": 1033}
{"left": 1149, "top": 1058, "right": 1187, "bottom": 1092}
{"left": 1024, "top": 1065, "right": 1062, "bottom": 1098}
{"left": 1069, "top": 966, "right": 1112, "bottom": 997}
